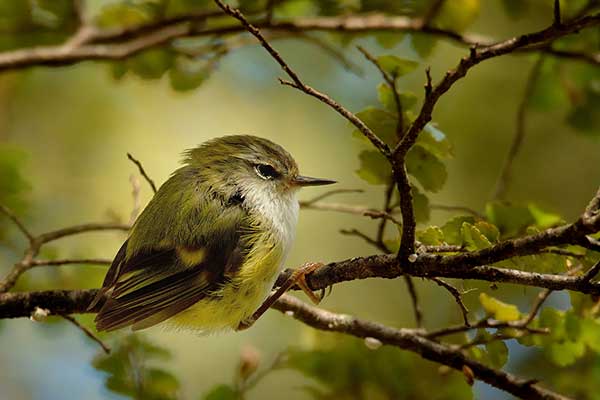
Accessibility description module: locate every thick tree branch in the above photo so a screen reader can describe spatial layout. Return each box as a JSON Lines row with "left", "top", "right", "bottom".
{"left": 0, "top": 11, "right": 597, "bottom": 73}
{"left": 271, "top": 295, "right": 569, "bottom": 400}
{"left": 392, "top": 12, "right": 600, "bottom": 160}
{"left": 0, "top": 288, "right": 566, "bottom": 399}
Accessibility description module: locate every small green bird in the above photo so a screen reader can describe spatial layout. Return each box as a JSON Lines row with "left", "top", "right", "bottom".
{"left": 93, "top": 135, "right": 335, "bottom": 333}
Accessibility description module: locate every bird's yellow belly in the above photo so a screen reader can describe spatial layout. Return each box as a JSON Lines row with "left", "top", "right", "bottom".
{"left": 166, "top": 239, "right": 284, "bottom": 333}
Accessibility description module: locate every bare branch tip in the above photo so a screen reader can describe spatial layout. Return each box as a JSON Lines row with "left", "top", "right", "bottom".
{"left": 126, "top": 152, "right": 157, "bottom": 194}
{"left": 553, "top": 0, "right": 562, "bottom": 27}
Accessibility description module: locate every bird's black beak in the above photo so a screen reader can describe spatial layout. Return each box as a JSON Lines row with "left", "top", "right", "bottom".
{"left": 292, "top": 175, "right": 337, "bottom": 187}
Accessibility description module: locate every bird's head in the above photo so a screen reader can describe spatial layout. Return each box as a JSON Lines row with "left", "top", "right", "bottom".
{"left": 184, "top": 135, "right": 335, "bottom": 206}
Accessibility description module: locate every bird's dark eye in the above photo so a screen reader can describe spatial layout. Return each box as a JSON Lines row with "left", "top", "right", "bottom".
{"left": 255, "top": 164, "right": 280, "bottom": 180}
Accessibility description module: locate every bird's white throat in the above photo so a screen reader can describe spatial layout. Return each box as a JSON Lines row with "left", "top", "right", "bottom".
{"left": 242, "top": 185, "right": 299, "bottom": 256}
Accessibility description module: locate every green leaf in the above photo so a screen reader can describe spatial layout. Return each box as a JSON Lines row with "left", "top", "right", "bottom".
{"left": 417, "top": 226, "right": 445, "bottom": 246}
{"left": 203, "top": 384, "right": 239, "bottom": 400}
{"left": 418, "top": 226, "right": 444, "bottom": 246}
{"left": 410, "top": 33, "right": 438, "bottom": 59}
{"left": 441, "top": 216, "right": 477, "bottom": 246}
{"left": 376, "top": 83, "right": 418, "bottom": 114}
{"left": 93, "top": 334, "right": 178, "bottom": 400}
{"left": 169, "top": 56, "right": 210, "bottom": 91}
{"left": 354, "top": 107, "right": 397, "bottom": 146}
{"left": 417, "top": 124, "right": 453, "bottom": 159}
{"left": 540, "top": 308, "right": 566, "bottom": 341}
{"left": 432, "top": 0, "right": 480, "bottom": 32}
{"left": 356, "top": 150, "right": 391, "bottom": 185}
{"left": 581, "top": 318, "right": 600, "bottom": 353}
{"left": 461, "top": 222, "right": 492, "bottom": 251}
{"left": 548, "top": 340, "right": 585, "bottom": 367}
{"left": 486, "top": 340, "right": 509, "bottom": 369}
{"left": 528, "top": 204, "right": 562, "bottom": 228}
{"left": 565, "top": 311, "right": 582, "bottom": 342}
{"left": 128, "top": 49, "right": 173, "bottom": 80}
{"left": 412, "top": 185, "right": 430, "bottom": 223}
{"left": 406, "top": 145, "right": 447, "bottom": 192}
{"left": 474, "top": 221, "right": 500, "bottom": 243}
{"left": 479, "top": 293, "right": 521, "bottom": 321}
{"left": 376, "top": 55, "right": 419, "bottom": 77}
{"left": 375, "top": 32, "right": 405, "bottom": 49}
{"left": 485, "top": 202, "right": 535, "bottom": 237}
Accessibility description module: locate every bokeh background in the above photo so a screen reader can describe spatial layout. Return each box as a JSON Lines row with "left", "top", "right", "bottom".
{"left": 1, "top": 1, "right": 599, "bottom": 399}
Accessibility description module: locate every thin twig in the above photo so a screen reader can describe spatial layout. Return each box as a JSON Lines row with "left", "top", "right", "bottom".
{"left": 554, "top": 0, "right": 562, "bottom": 27}
{"left": 582, "top": 260, "right": 600, "bottom": 282}
{"left": 404, "top": 275, "right": 423, "bottom": 327}
{"left": 213, "top": 0, "right": 391, "bottom": 157}
{"left": 28, "top": 258, "right": 112, "bottom": 267}
{"left": 126, "top": 153, "right": 157, "bottom": 194}
{"left": 340, "top": 229, "right": 386, "bottom": 251}
{"left": 129, "top": 174, "right": 142, "bottom": 224}
{"left": 62, "top": 314, "right": 110, "bottom": 354}
{"left": 431, "top": 278, "right": 470, "bottom": 325}
{"left": 0, "top": 204, "right": 34, "bottom": 242}
{"left": 521, "top": 289, "right": 552, "bottom": 325}
{"left": 357, "top": 46, "right": 404, "bottom": 137}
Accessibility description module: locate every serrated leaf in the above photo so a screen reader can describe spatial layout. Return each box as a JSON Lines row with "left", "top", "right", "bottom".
{"left": 548, "top": 340, "right": 585, "bottom": 367}
{"left": 461, "top": 222, "right": 492, "bottom": 251}
{"left": 479, "top": 293, "right": 521, "bottom": 321}
{"left": 441, "top": 216, "right": 476, "bottom": 246}
{"left": 418, "top": 226, "right": 444, "bottom": 246}
{"left": 376, "top": 55, "right": 419, "bottom": 77}
{"left": 474, "top": 221, "right": 499, "bottom": 243}
{"left": 406, "top": 145, "right": 447, "bottom": 192}
{"left": 356, "top": 150, "right": 391, "bottom": 185}
{"left": 354, "top": 107, "right": 398, "bottom": 146}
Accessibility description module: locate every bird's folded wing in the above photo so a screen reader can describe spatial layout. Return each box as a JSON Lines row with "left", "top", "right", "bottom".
{"left": 94, "top": 243, "right": 225, "bottom": 331}
{"left": 93, "top": 197, "right": 252, "bottom": 331}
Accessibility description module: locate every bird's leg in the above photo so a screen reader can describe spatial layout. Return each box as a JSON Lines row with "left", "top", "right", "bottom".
{"left": 236, "top": 262, "right": 323, "bottom": 331}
